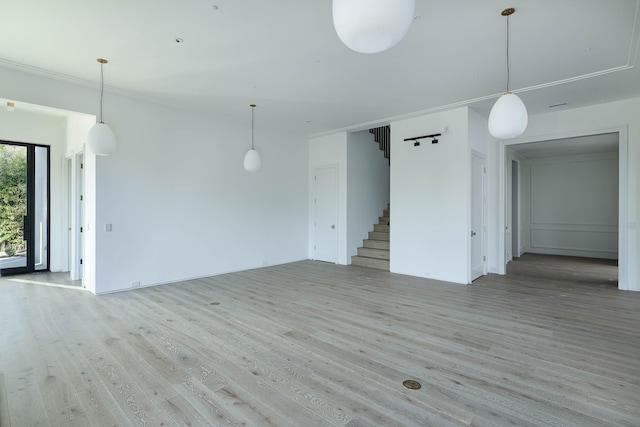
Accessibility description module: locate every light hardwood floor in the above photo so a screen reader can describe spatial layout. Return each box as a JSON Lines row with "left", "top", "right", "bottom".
{"left": 0, "top": 255, "right": 638, "bottom": 426}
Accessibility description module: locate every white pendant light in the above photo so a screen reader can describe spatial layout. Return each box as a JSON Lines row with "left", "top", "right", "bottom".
{"left": 488, "top": 8, "right": 528, "bottom": 139}
{"left": 332, "top": 0, "right": 415, "bottom": 54}
{"left": 87, "top": 58, "right": 117, "bottom": 156}
{"left": 243, "top": 104, "right": 262, "bottom": 172}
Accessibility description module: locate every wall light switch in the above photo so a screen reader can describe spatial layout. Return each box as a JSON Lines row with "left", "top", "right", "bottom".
{"left": 105, "top": 223, "right": 113, "bottom": 232}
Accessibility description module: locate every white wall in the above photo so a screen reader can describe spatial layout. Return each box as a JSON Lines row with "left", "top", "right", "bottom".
{"left": 1, "top": 65, "right": 309, "bottom": 294}
{"left": 66, "top": 114, "right": 94, "bottom": 156}
{"left": 468, "top": 109, "right": 489, "bottom": 157}
{"left": 347, "top": 130, "right": 389, "bottom": 259}
{"left": 491, "top": 97, "right": 640, "bottom": 291}
{"left": 523, "top": 153, "right": 618, "bottom": 259}
{"left": 308, "top": 132, "right": 348, "bottom": 263}
{"left": 390, "top": 107, "right": 470, "bottom": 284}
{"left": 0, "top": 108, "right": 67, "bottom": 272}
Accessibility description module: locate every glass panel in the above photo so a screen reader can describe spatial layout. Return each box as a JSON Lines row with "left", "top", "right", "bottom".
{"left": 34, "top": 146, "right": 48, "bottom": 271}
{"left": 0, "top": 144, "right": 28, "bottom": 269}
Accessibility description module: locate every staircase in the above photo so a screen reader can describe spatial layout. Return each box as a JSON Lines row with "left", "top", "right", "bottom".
{"left": 351, "top": 206, "right": 390, "bottom": 270}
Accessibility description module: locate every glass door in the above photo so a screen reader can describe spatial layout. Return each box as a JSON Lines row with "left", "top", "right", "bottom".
{"left": 0, "top": 144, "right": 28, "bottom": 271}
{"left": 0, "top": 142, "right": 49, "bottom": 276}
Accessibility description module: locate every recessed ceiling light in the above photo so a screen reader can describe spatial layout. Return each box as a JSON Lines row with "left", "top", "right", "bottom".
{"left": 414, "top": 16, "right": 421, "bottom": 21}
{"left": 175, "top": 37, "right": 184, "bottom": 44}
{"left": 212, "top": 4, "right": 219, "bottom": 11}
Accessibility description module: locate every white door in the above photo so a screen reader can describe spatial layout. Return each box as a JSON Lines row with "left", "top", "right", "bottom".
{"left": 314, "top": 167, "right": 338, "bottom": 263}
{"left": 470, "top": 153, "right": 486, "bottom": 281}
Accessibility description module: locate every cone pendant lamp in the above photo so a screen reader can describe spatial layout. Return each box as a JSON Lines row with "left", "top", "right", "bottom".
{"left": 243, "top": 104, "right": 261, "bottom": 172}
{"left": 87, "top": 58, "right": 117, "bottom": 155}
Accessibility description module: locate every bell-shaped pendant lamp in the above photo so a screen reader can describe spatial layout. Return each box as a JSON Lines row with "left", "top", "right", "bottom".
{"left": 332, "top": 0, "right": 415, "bottom": 54}
{"left": 488, "top": 8, "right": 528, "bottom": 139}
{"left": 243, "top": 104, "right": 262, "bottom": 172}
{"left": 87, "top": 58, "right": 117, "bottom": 156}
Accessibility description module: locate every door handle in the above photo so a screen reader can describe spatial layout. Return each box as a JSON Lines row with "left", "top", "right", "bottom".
{"left": 331, "top": 225, "right": 335, "bottom": 229}
{"left": 23, "top": 215, "right": 28, "bottom": 240}
{"left": 471, "top": 231, "right": 476, "bottom": 237}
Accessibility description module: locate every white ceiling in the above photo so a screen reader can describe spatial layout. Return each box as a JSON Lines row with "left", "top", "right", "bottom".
{"left": 1, "top": 0, "right": 639, "bottom": 136}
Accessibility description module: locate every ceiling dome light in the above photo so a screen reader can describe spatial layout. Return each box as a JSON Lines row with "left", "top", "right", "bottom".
{"left": 87, "top": 58, "right": 117, "bottom": 156}
{"left": 332, "top": 0, "right": 415, "bottom": 54}
{"left": 488, "top": 8, "right": 528, "bottom": 139}
{"left": 243, "top": 104, "right": 262, "bottom": 172}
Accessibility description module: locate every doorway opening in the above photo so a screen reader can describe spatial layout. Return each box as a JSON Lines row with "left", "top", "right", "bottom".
{"left": 502, "top": 132, "right": 621, "bottom": 287}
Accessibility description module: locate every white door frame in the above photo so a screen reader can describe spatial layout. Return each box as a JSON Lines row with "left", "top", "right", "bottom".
{"left": 70, "top": 152, "right": 84, "bottom": 281}
{"left": 469, "top": 150, "right": 487, "bottom": 282}
{"left": 505, "top": 154, "right": 522, "bottom": 263}
{"left": 510, "top": 158, "right": 521, "bottom": 258}
{"left": 497, "top": 126, "right": 629, "bottom": 290}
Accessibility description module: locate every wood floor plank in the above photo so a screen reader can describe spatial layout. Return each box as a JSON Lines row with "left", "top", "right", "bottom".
{"left": 0, "top": 285, "right": 51, "bottom": 426}
{"left": 0, "top": 372, "right": 11, "bottom": 427}
{"left": 0, "top": 254, "right": 638, "bottom": 425}
{"left": 36, "top": 295, "right": 134, "bottom": 426}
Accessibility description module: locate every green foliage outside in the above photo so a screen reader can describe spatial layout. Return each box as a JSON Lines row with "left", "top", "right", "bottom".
{"left": 0, "top": 145, "right": 27, "bottom": 256}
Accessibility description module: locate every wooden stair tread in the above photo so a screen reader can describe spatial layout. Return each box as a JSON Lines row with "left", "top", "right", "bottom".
{"left": 368, "top": 231, "right": 389, "bottom": 241}
{"left": 363, "top": 239, "right": 389, "bottom": 250}
{"left": 351, "top": 256, "right": 390, "bottom": 270}
{"left": 357, "top": 247, "right": 390, "bottom": 260}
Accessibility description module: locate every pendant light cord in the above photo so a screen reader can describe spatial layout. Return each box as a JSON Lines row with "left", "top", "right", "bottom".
{"left": 99, "top": 61, "right": 105, "bottom": 123}
{"left": 251, "top": 105, "right": 255, "bottom": 150}
{"left": 505, "top": 13, "right": 511, "bottom": 93}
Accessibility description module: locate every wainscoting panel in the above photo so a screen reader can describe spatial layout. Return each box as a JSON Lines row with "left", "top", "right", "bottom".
{"left": 524, "top": 153, "right": 618, "bottom": 259}
{"left": 529, "top": 226, "right": 618, "bottom": 259}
